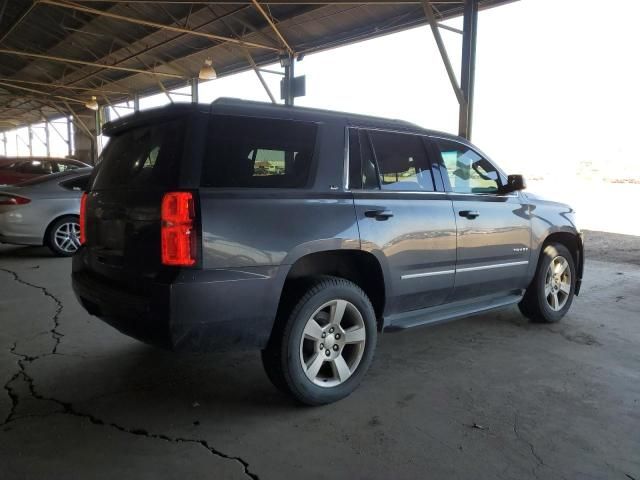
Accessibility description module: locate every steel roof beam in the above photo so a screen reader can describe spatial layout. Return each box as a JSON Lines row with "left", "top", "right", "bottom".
{"left": 250, "top": 0, "right": 294, "bottom": 56}
{"left": 37, "top": 0, "right": 281, "bottom": 51}
{"left": 0, "top": 2, "right": 37, "bottom": 45}
{"left": 0, "top": 49, "right": 185, "bottom": 79}
{"left": 421, "top": 0, "right": 465, "bottom": 105}
{"left": 0, "top": 80, "right": 86, "bottom": 104}
{"left": 59, "top": 5, "right": 250, "bottom": 90}
{"left": 0, "top": 77, "right": 128, "bottom": 95}
{"left": 222, "top": 16, "right": 277, "bottom": 103}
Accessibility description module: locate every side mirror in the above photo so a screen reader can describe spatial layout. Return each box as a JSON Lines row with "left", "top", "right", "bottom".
{"left": 501, "top": 174, "right": 526, "bottom": 194}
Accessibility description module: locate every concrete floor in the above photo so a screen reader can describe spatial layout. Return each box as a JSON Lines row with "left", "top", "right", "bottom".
{"left": 1, "top": 231, "right": 639, "bottom": 480}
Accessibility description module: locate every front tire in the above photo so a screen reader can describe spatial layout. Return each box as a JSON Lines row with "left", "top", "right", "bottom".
{"left": 519, "top": 242, "right": 576, "bottom": 323}
{"left": 46, "top": 215, "right": 81, "bottom": 257}
{"left": 262, "top": 276, "right": 377, "bottom": 405}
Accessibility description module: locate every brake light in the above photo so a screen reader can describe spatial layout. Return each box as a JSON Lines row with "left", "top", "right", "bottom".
{"left": 0, "top": 194, "right": 30, "bottom": 206}
{"left": 79, "top": 192, "right": 87, "bottom": 245}
{"left": 161, "top": 192, "right": 196, "bottom": 266}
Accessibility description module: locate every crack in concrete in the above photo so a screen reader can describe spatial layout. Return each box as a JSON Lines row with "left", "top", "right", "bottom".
{"left": 0, "top": 267, "right": 64, "bottom": 354}
{"left": 513, "top": 413, "right": 544, "bottom": 479}
{"left": 1, "top": 267, "right": 260, "bottom": 480}
{"left": 2, "top": 344, "right": 22, "bottom": 425}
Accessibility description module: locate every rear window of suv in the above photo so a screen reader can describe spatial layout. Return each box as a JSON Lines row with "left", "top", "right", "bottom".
{"left": 92, "top": 119, "right": 185, "bottom": 189}
{"left": 202, "top": 115, "right": 317, "bottom": 188}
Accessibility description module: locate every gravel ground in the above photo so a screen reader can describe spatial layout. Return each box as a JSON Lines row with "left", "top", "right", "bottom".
{"left": 583, "top": 230, "right": 640, "bottom": 266}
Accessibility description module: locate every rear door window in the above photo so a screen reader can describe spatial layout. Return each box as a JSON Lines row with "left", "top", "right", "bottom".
{"left": 92, "top": 119, "right": 185, "bottom": 189}
{"left": 202, "top": 115, "right": 317, "bottom": 188}
{"left": 368, "top": 130, "right": 434, "bottom": 192}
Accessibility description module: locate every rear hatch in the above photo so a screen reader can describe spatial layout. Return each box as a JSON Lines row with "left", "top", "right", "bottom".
{"left": 83, "top": 113, "right": 199, "bottom": 294}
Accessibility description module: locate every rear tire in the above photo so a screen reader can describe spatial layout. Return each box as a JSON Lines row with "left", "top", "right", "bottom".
{"left": 519, "top": 242, "right": 576, "bottom": 323}
{"left": 46, "top": 215, "right": 81, "bottom": 257}
{"left": 262, "top": 276, "right": 377, "bottom": 405}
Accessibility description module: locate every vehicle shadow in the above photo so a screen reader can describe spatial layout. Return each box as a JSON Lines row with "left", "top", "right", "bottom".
{"left": 41, "top": 341, "right": 300, "bottom": 426}
{"left": 0, "top": 244, "right": 57, "bottom": 259}
{"left": 42, "top": 306, "right": 528, "bottom": 425}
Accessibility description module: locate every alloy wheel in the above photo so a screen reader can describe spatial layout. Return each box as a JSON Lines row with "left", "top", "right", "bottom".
{"left": 544, "top": 255, "right": 572, "bottom": 311}
{"left": 299, "top": 299, "right": 367, "bottom": 388}
{"left": 53, "top": 221, "right": 81, "bottom": 253}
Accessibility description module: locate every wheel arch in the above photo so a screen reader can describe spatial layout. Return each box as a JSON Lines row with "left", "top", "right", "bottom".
{"left": 539, "top": 231, "right": 584, "bottom": 295}
{"left": 277, "top": 249, "right": 387, "bottom": 329}
{"left": 43, "top": 213, "right": 80, "bottom": 246}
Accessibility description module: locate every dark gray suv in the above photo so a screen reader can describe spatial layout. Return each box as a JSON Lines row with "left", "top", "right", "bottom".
{"left": 72, "top": 98, "right": 584, "bottom": 405}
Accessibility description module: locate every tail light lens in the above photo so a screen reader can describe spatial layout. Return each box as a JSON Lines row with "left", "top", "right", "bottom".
{"left": 161, "top": 191, "right": 196, "bottom": 266}
{"left": 0, "top": 194, "right": 30, "bottom": 206}
{"left": 79, "top": 192, "right": 88, "bottom": 245}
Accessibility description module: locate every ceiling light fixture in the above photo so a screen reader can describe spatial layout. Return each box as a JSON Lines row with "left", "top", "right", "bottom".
{"left": 85, "top": 95, "right": 99, "bottom": 111}
{"left": 199, "top": 59, "right": 217, "bottom": 80}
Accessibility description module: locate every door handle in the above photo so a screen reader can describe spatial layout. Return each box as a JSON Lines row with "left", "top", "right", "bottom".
{"left": 365, "top": 209, "right": 394, "bottom": 220}
{"left": 459, "top": 210, "right": 480, "bottom": 219}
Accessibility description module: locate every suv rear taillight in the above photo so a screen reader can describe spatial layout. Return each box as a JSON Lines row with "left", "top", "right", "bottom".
{"left": 79, "top": 192, "right": 87, "bottom": 245}
{"left": 161, "top": 191, "right": 196, "bottom": 266}
{"left": 0, "top": 194, "right": 30, "bottom": 206}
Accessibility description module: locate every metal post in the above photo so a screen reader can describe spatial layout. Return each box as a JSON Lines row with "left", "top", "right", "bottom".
{"left": 45, "top": 120, "right": 51, "bottom": 157}
{"left": 459, "top": 0, "right": 478, "bottom": 140}
{"left": 283, "top": 54, "right": 295, "bottom": 106}
{"left": 133, "top": 92, "right": 140, "bottom": 113}
{"left": 93, "top": 107, "right": 102, "bottom": 164}
{"left": 422, "top": 1, "right": 465, "bottom": 106}
{"left": 1, "top": 132, "right": 6, "bottom": 156}
{"left": 66, "top": 116, "right": 72, "bottom": 157}
{"left": 27, "top": 124, "right": 33, "bottom": 156}
{"left": 190, "top": 78, "right": 199, "bottom": 104}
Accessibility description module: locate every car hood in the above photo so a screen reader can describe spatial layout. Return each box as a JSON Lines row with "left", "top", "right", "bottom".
{"left": 522, "top": 191, "right": 574, "bottom": 212}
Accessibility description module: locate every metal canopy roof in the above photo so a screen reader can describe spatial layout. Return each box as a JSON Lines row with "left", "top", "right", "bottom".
{"left": 0, "top": 0, "right": 513, "bottom": 130}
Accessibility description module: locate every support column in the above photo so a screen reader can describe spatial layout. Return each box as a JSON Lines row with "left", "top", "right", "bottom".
{"left": 283, "top": 54, "right": 295, "bottom": 106}
{"left": 27, "top": 124, "right": 33, "bottom": 156}
{"left": 459, "top": 0, "right": 478, "bottom": 140}
{"left": 133, "top": 92, "right": 140, "bottom": 113}
{"left": 72, "top": 113, "right": 98, "bottom": 164}
{"left": 45, "top": 120, "right": 51, "bottom": 157}
{"left": 2, "top": 132, "right": 7, "bottom": 156}
{"left": 66, "top": 117, "right": 72, "bottom": 157}
{"left": 190, "top": 78, "right": 199, "bottom": 104}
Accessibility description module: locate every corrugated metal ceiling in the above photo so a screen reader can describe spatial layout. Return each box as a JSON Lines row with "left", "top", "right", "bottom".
{"left": 0, "top": 0, "right": 514, "bottom": 130}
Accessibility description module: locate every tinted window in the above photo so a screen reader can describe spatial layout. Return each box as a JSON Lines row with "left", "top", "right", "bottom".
{"left": 434, "top": 138, "right": 501, "bottom": 194}
{"left": 202, "top": 116, "right": 317, "bottom": 188}
{"left": 92, "top": 120, "right": 185, "bottom": 189}
{"left": 17, "top": 160, "right": 54, "bottom": 175}
{"left": 368, "top": 131, "right": 434, "bottom": 191}
{"left": 60, "top": 175, "right": 90, "bottom": 191}
{"left": 56, "top": 161, "right": 81, "bottom": 172}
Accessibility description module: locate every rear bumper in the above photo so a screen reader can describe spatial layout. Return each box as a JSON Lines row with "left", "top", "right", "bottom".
{"left": 72, "top": 254, "right": 285, "bottom": 352}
